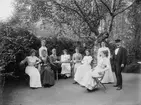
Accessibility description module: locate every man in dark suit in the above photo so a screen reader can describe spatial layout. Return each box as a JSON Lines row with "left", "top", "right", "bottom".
{"left": 113, "top": 39, "right": 127, "bottom": 90}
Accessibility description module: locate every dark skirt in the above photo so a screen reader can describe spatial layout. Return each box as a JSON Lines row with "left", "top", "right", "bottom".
{"left": 40, "top": 65, "right": 55, "bottom": 86}
{"left": 50, "top": 63, "right": 61, "bottom": 79}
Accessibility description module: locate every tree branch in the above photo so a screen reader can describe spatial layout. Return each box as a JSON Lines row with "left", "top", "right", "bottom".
{"left": 99, "top": 0, "right": 112, "bottom": 15}
{"left": 73, "top": 0, "right": 86, "bottom": 19}
{"left": 94, "top": 0, "right": 100, "bottom": 17}
{"left": 73, "top": 0, "right": 95, "bottom": 34}
{"left": 112, "top": 0, "right": 117, "bottom": 12}
{"left": 51, "top": 0, "right": 82, "bottom": 18}
{"left": 114, "top": 0, "right": 136, "bottom": 16}
{"left": 115, "top": 0, "right": 122, "bottom": 10}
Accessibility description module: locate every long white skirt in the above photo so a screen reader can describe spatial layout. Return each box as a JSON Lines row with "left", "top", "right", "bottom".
{"left": 101, "top": 60, "right": 114, "bottom": 83}
{"left": 74, "top": 64, "right": 92, "bottom": 83}
{"left": 61, "top": 63, "right": 71, "bottom": 77}
{"left": 79, "top": 66, "right": 104, "bottom": 90}
{"left": 74, "top": 63, "right": 82, "bottom": 74}
{"left": 25, "top": 66, "right": 42, "bottom": 88}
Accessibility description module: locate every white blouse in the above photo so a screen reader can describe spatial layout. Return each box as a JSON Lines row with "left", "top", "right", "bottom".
{"left": 82, "top": 56, "right": 92, "bottom": 65}
{"left": 39, "top": 46, "right": 48, "bottom": 57}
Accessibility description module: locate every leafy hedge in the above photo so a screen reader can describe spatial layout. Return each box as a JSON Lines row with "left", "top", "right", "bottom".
{"left": 0, "top": 24, "right": 40, "bottom": 74}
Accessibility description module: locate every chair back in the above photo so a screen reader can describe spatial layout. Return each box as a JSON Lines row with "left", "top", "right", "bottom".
{"left": 99, "top": 71, "right": 106, "bottom": 81}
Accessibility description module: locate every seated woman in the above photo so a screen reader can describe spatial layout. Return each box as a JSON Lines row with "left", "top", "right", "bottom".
{"left": 79, "top": 50, "right": 110, "bottom": 91}
{"left": 50, "top": 48, "right": 61, "bottom": 80}
{"left": 60, "top": 49, "right": 71, "bottom": 79}
{"left": 72, "top": 47, "right": 82, "bottom": 77}
{"left": 20, "top": 49, "right": 42, "bottom": 89}
{"left": 74, "top": 49, "right": 92, "bottom": 84}
{"left": 40, "top": 49, "right": 55, "bottom": 87}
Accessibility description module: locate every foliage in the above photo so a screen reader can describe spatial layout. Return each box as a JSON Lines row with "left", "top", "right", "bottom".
{"left": 123, "top": 62, "right": 140, "bottom": 73}
{"left": 126, "top": 1, "right": 141, "bottom": 60}
{"left": 0, "top": 23, "right": 40, "bottom": 72}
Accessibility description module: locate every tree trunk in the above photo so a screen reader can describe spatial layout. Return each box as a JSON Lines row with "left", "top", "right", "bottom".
{"left": 108, "top": 15, "right": 115, "bottom": 36}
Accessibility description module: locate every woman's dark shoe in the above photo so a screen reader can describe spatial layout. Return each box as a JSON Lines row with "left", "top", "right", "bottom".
{"left": 63, "top": 75, "right": 68, "bottom": 79}
{"left": 30, "top": 87, "right": 38, "bottom": 89}
{"left": 87, "top": 88, "right": 93, "bottom": 92}
{"left": 73, "top": 82, "right": 77, "bottom": 84}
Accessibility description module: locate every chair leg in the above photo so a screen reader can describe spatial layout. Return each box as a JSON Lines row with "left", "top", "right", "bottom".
{"left": 56, "top": 72, "right": 58, "bottom": 81}
{"left": 93, "top": 78, "right": 106, "bottom": 92}
{"left": 99, "top": 82, "right": 106, "bottom": 92}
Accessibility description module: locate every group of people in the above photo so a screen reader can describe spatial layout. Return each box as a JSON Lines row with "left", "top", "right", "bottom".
{"left": 20, "top": 38, "right": 127, "bottom": 92}
{"left": 73, "top": 39, "right": 127, "bottom": 91}
{"left": 20, "top": 40, "right": 61, "bottom": 89}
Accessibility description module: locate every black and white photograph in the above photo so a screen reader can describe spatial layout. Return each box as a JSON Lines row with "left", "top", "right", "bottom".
{"left": 0, "top": 0, "right": 141, "bottom": 105}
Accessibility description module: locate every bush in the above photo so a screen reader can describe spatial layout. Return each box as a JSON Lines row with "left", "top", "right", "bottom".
{"left": 0, "top": 24, "right": 40, "bottom": 74}
{"left": 123, "top": 62, "right": 141, "bottom": 73}
{"left": 42, "top": 37, "right": 82, "bottom": 56}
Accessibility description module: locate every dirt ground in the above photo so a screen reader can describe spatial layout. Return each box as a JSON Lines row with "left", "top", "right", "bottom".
{"left": 2, "top": 73, "right": 141, "bottom": 105}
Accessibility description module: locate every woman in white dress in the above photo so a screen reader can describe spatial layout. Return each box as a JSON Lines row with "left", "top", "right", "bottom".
{"left": 97, "top": 41, "right": 114, "bottom": 83}
{"left": 39, "top": 39, "right": 48, "bottom": 58}
{"left": 72, "top": 47, "right": 82, "bottom": 76}
{"left": 21, "top": 49, "right": 42, "bottom": 89}
{"left": 60, "top": 49, "right": 71, "bottom": 78}
{"left": 74, "top": 49, "right": 93, "bottom": 84}
{"left": 79, "top": 50, "right": 110, "bottom": 91}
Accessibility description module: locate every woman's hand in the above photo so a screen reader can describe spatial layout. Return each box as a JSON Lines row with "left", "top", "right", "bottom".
{"left": 55, "top": 61, "right": 61, "bottom": 63}
{"left": 20, "top": 61, "right": 24, "bottom": 65}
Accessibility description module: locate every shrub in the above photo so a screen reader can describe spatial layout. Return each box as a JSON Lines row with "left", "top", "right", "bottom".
{"left": 0, "top": 24, "right": 40, "bottom": 74}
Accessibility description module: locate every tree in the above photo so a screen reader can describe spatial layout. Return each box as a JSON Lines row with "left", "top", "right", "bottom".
{"left": 127, "top": 0, "right": 141, "bottom": 60}
{"left": 99, "top": 0, "right": 136, "bottom": 40}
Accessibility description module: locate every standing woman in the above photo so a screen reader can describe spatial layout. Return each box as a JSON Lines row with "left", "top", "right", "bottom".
{"left": 97, "top": 41, "right": 114, "bottom": 83}
{"left": 74, "top": 49, "right": 92, "bottom": 84}
{"left": 97, "top": 42, "right": 110, "bottom": 63}
{"left": 72, "top": 47, "right": 82, "bottom": 76}
{"left": 60, "top": 49, "right": 71, "bottom": 78}
{"left": 40, "top": 49, "right": 55, "bottom": 87}
{"left": 39, "top": 39, "right": 48, "bottom": 58}
{"left": 20, "top": 49, "right": 42, "bottom": 89}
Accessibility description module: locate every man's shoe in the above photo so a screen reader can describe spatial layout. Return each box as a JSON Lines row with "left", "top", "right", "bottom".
{"left": 113, "top": 85, "right": 118, "bottom": 87}
{"left": 116, "top": 87, "right": 122, "bottom": 90}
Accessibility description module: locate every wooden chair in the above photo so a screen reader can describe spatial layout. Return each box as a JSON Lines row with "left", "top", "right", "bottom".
{"left": 92, "top": 71, "right": 106, "bottom": 92}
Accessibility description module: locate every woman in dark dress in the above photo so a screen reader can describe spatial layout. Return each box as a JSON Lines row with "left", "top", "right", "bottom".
{"left": 40, "top": 49, "right": 55, "bottom": 87}
{"left": 49, "top": 48, "right": 61, "bottom": 79}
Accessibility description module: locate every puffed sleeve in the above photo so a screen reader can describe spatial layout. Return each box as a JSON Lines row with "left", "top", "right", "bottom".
{"left": 81, "top": 56, "right": 85, "bottom": 64}
{"left": 88, "top": 56, "right": 92, "bottom": 64}
{"left": 20, "top": 57, "right": 27, "bottom": 64}
{"left": 39, "top": 47, "right": 42, "bottom": 57}
{"left": 107, "top": 48, "right": 111, "bottom": 59}
{"left": 97, "top": 48, "right": 102, "bottom": 64}
{"left": 35, "top": 56, "right": 41, "bottom": 63}
{"left": 68, "top": 55, "right": 71, "bottom": 60}
{"left": 102, "top": 58, "right": 110, "bottom": 72}
{"left": 60, "top": 55, "right": 63, "bottom": 62}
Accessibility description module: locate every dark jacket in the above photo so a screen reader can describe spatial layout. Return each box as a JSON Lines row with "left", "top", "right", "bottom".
{"left": 113, "top": 47, "right": 127, "bottom": 66}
